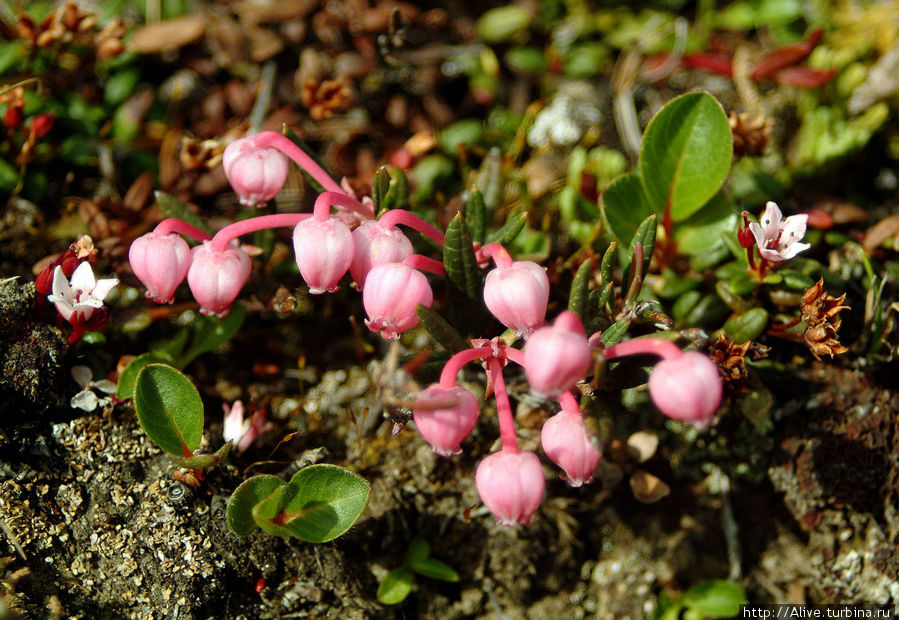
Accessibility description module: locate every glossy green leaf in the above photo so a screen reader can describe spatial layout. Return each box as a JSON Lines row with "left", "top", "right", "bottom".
{"left": 252, "top": 484, "right": 293, "bottom": 538}
{"left": 416, "top": 305, "right": 468, "bottom": 353}
{"left": 486, "top": 209, "right": 527, "bottom": 245}
{"left": 601, "top": 173, "right": 653, "bottom": 245}
{"left": 177, "top": 304, "right": 247, "bottom": 367}
{"left": 681, "top": 580, "right": 746, "bottom": 617}
{"left": 443, "top": 214, "right": 482, "bottom": 301}
{"left": 476, "top": 5, "right": 531, "bottom": 43}
{"left": 178, "top": 441, "right": 231, "bottom": 470}
{"left": 722, "top": 307, "right": 769, "bottom": 344}
{"left": 599, "top": 242, "right": 617, "bottom": 286}
{"left": 625, "top": 214, "right": 657, "bottom": 284}
{"left": 280, "top": 465, "right": 370, "bottom": 543}
{"left": 133, "top": 364, "right": 204, "bottom": 456}
{"left": 377, "top": 567, "right": 413, "bottom": 605}
{"left": 155, "top": 191, "right": 212, "bottom": 235}
{"left": 227, "top": 475, "right": 286, "bottom": 536}
{"left": 465, "top": 188, "right": 487, "bottom": 244}
{"left": 371, "top": 165, "right": 410, "bottom": 214}
{"left": 568, "top": 259, "right": 593, "bottom": 320}
{"left": 115, "top": 352, "right": 167, "bottom": 399}
{"left": 405, "top": 537, "right": 430, "bottom": 563}
{"left": 409, "top": 558, "right": 459, "bottom": 582}
{"left": 474, "top": 147, "right": 504, "bottom": 211}
{"left": 640, "top": 92, "right": 732, "bottom": 221}
{"left": 440, "top": 119, "right": 483, "bottom": 156}
{"left": 600, "top": 319, "right": 630, "bottom": 346}
{"left": 674, "top": 191, "right": 738, "bottom": 256}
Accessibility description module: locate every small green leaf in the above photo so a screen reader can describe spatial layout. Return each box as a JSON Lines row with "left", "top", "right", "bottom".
{"left": 116, "top": 352, "right": 167, "bottom": 399}
{"left": 134, "top": 364, "right": 204, "bottom": 456}
{"left": 625, "top": 214, "right": 657, "bottom": 284}
{"left": 104, "top": 67, "right": 141, "bottom": 107}
{"left": 781, "top": 271, "right": 816, "bottom": 290}
{"left": 405, "top": 537, "right": 430, "bottom": 564}
{"left": 640, "top": 92, "right": 732, "bottom": 221}
{"left": 178, "top": 304, "right": 247, "bottom": 367}
{"left": 377, "top": 567, "right": 414, "bottom": 605}
{"left": 674, "top": 191, "right": 738, "bottom": 256}
{"left": 227, "top": 475, "right": 287, "bottom": 536}
{"left": 416, "top": 305, "right": 469, "bottom": 353}
{"left": 409, "top": 558, "right": 459, "bottom": 582}
{"left": 372, "top": 165, "right": 410, "bottom": 214}
{"left": 600, "top": 319, "right": 630, "bottom": 346}
{"left": 280, "top": 464, "right": 370, "bottom": 543}
{"left": 443, "top": 214, "right": 482, "bottom": 301}
{"left": 722, "top": 307, "right": 769, "bottom": 344}
{"left": 155, "top": 191, "right": 212, "bottom": 236}
{"left": 476, "top": 5, "right": 531, "bottom": 43}
{"left": 673, "top": 290, "right": 701, "bottom": 320}
{"left": 252, "top": 484, "right": 293, "bottom": 537}
{"left": 440, "top": 119, "right": 483, "bottom": 156}
{"left": 599, "top": 242, "right": 617, "bottom": 286}
{"left": 568, "top": 259, "right": 593, "bottom": 320}
{"left": 601, "top": 173, "right": 653, "bottom": 245}
{"left": 474, "top": 147, "right": 504, "bottom": 211}
{"left": 684, "top": 294, "right": 731, "bottom": 328}
{"left": 681, "top": 580, "right": 746, "bottom": 617}
{"left": 465, "top": 188, "right": 487, "bottom": 244}
{"left": 486, "top": 209, "right": 527, "bottom": 245}
{"left": 591, "top": 282, "right": 613, "bottom": 316}
{"left": 178, "top": 441, "right": 231, "bottom": 470}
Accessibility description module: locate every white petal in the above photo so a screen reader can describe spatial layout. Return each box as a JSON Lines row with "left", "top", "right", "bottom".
{"left": 50, "top": 265, "right": 73, "bottom": 301}
{"left": 91, "top": 277, "right": 119, "bottom": 301}
{"left": 71, "top": 365, "right": 93, "bottom": 388}
{"left": 71, "top": 389, "right": 98, "bottom": 411}
{"left": 760, "top": 201, "right": 783, "bottom": 239}
{"left": 747, "top": 222, "right": 768, "bottom": 249}
{"left": 779, "top": 241, "right": 811, "bottom": 260}
{"left": 49, "top": 296, "right": 75, "bottom": 321}
{"left": 70, "top": 262, "right": 96, "bottom": 293}
{"left": 780, "top": 214, "right": 808, "bottom": 247}
{"left": 758, "top": 247, "right": 788, "bottom": 262}
{"left": 93, "top": 379, "right": 118, "bottom": 394}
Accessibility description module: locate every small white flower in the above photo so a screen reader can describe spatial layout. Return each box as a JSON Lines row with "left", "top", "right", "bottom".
{"left": 223, "top": 401, "right": 271, "bottom": 453}
{"left": 748, "top": 201, "right": 811, "bottom": 263}
{"left": 47, "top": 262, "right": 118, "bottom": 323}
{"left": 69, "top": 365, "right": 117, "bottom": 411}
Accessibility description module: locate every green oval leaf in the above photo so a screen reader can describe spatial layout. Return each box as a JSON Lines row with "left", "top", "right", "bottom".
{"left": 568, "top": 259, "right": 593, "bottom": 320}
{"left": 416, "top": 304, "right": 468, "bottom": 353}
{"left": 116, "top": 352, "right": 166, "bottom": 399}
{"left": 476, "top": 5, "right": 531, "bottom": 43}
{"left": 227, "top": 474, "right": 286, "bottom": 536}
{"left": 377, "top": 567, "right": 413, "bottom": 605}
{"left": 133, "top": 364, "right": 204, "bottom": 456}
{"left": 673, "top": 191, "right": 739, "bottom": 256}
{"left": 409, "top": 558, "right": 459, "bottom": 582}
{"left": 601, "top": 173, "right": 653, "bottom": 245}
{"left": 281, "top": 464, "right": 370, "bottom": 543}
{"left": 443, "top": 214, "right": 481, "bottom": 301}
{"left": 681, "top": 580, "right": 746, "bottom": 617}
{"left": 405, "top": 537, "right": 430, "bottom": 564}
{"left": 640, "top": 92, "right": 732, "bottom": 222}
{"left": 722, "top": 307, "right": 769, "bottom": 344}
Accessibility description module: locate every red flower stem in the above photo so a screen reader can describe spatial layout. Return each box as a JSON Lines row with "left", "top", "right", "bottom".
{"left": 210, "top": 213, "right": 311, "bottom": 252}
{"left": 312, "top": 190, "right": 374, "bottom": 221}
{"left": 745, "top": 245, "right": 757, "bottom": 271}
{"left": 557, "top": 391, "right": 581, "bottom": 416}
{"left": 252, "top": 131, "right": 345, "bottom": 194}
{"left": 603, "top": 338, "right": 682, "bottom": 363}
{"left": 403, "top": 254, "right": 445, "bottom": 276}
{"left": 377, "top": 209, "right": 446, "bottom": 247}
{"left": 154, "top": 218, "right": 212, "bottom": 242}
{"left": 439, "top": 346, "right": 494, "bottom": 387}
{"left": 488, "top": 358, "right": 518, "bottom": 452}
{"left": 504, "top": 346, "right": 525, "bottom": 368}
{"left": 481, "top": 243, "right": 514, "bottom": 269}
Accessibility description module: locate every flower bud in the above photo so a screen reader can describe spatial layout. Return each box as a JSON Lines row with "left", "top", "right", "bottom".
{"left": 222, "top": 135, "right": 290, "bottom": 208}
{"left": 293, "top": 216, "right": 354, "bottom": 294}
{"left": 475, "top": 450, "right": 545, "bottom": 526}
{"left": 523, "top": 311, "right": 592, "bottom": 397}
{"left": 413, "top": 384, "right": 479, "bottom": 456}
{"left": 187, "top": 241, "right": 251, "bottom": 317}
{"left": 541, "top": 410, "right": 601, "bottom": 487}
{"left": 128, "top": 231, "right": 191, "bottom": 303}
{"left": 363, "top": 262, "right": 432, "bottom": 340}
{"left": 483, "top": 260, "right": 549, "bottom": 337}
{"left": 350, "top": 220, "right": 413, "bottom": 287}
{"left": 648, "top": 351, "right": 722, "bottom": 427}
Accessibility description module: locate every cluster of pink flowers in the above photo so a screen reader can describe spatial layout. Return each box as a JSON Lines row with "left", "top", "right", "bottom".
{"left": 127, "top": 129, "right": 727, "bottom": 528}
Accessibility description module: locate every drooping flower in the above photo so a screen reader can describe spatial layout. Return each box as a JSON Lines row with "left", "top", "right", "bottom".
{"left": 349, "top": 220, "right": 413, "bottom": 287}
{"left": 475, "top": 450, "right": 545, "bottom": 526}
{"left": 128, "top": 230, "right": 191, "bottom": 303}
{"left": 186, "top": 241, "right": 252, "bottom": 317}
{"left": 222, "top": 135, "right": 290, "bottom": 208}
{"left": 48, "top": 262, "right": 118, "bottom": 324}
{"left": 363, "top": 262, "right": 433, "bottom": 340}
{"left": 292, "top": 216, "right": 354, "bottom": 294}
{"left": 647, "top": 350, "right": 722, "bottom": 429}
{"left": 748, "top": 201, "right": 810, "bottom": 262}
{"left": 412, "top": 384, "right": 479, "bottom": 456}
{"left": 540, "top": 409, "right": 602, "bottom": 487}
{"left": 523, "top": 311, "right": 593, "bottom": 398}
{"left": 483, "top": 260, "right": 549, "bottom": 337}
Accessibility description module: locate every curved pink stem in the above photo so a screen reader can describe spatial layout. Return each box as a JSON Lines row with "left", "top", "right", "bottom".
{"left": 312, "top": 191, "right": 373, "bottom": 221}
{"left": 210, "top": 213, "right": 311, "bottom": 252}
{"left": 602, "top": 338, "right": 683, "bottom": 363}
{"left": 154, "top": 218, "right": 212, "bottom": 242}
{"left": 252, "top": 131, "right": 345, "bottom": 194}
{"left": 439, "top": 346, "right": 493, "bottom": 388}
{"left": 378, "top": 209, "right": 446, "bottom": 247}
{"left": 488, "top": 358, "right": 518, "bottom": 452}
{"left": 504, "top": 347, "right": 526, "bottom": 368}
{"left": 481, "top": 243, "right": 514, "bottom": 269}
{"left": 557, "top": 391, "right": 581, "bottom": 416}
{"left": 403, "top": 254, "right": 445, "bottom": 276}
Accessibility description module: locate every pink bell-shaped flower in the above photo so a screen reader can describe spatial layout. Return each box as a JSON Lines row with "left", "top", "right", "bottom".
{"left": 475, "top": 450, "right": 545, "bottom": 526}
{"left": 222, "top": 135, "right": 290, "bottom": 208}
{"left": 128, "top": 231, "right": 191, "bottom": 304}
{"left": 523, "top": 311, "right": 593, "bottom": 398}
{"left": 363, "top": 262, "right": 433, "bottom": 340}
{"left": 541, "top": 409, "right": 601, "bottom": 487}
{"left": 648, "top": 351, "right": 722, "bottom": 428}
{"left": 187, "top": 241, "right": 251, "bottom": 317}
{"left": 483, "top": 259, "right": 549, "bottom": 337}
{"left": 412, "top": 384, "right": 479, "bottom": 456}
{"left": 350, "top": 220, "right": 413, "bottom": 287}
{"left": 292, "top": 216, "right": 354, "bottom": 294}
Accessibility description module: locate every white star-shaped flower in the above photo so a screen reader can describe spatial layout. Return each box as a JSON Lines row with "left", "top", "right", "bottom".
{"left": 47, "top": 262, "right": 118, "bottom": 323}
{"left": 748, "top": 201, "right": 811, "bottom": 263}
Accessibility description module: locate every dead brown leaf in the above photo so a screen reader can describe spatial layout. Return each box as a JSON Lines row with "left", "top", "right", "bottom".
{"left": 128, "top": 14, "right": 207, "bottom": 54}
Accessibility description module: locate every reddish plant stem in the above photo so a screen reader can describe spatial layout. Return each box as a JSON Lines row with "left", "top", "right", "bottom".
{"left": 488, "top": 358, "right": 518, "bottom": 452}
{"left": 557, "top": 391, "right": 581, "bottom": 416}
{"left": 504, "top": 346, "right": 526, "bottom": 368}
{"left": 211, "top": 213, "right": 311, "bottom": 253}
{"left": 154, "top": 218, "right": 212, "bottom": 242}
{"left": 312, "top": 190, "right": 374, "bottom": 221}
{"left": 602, "top": 337, "right": 682, "bottom": 363}
{"left": 252, "top": 131, "right": 345, "bottom": 194}
{"left": 481, "top": 243, "right": 514, "bottom": 269}
{"left": 378, "top": 209, "right": 446, "bottom": 246}
{"left": 439, "top": 346, "right": 493, "bottom": 388}
{"left": 403, "top": 254, "right": 445, "bottom": 276}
